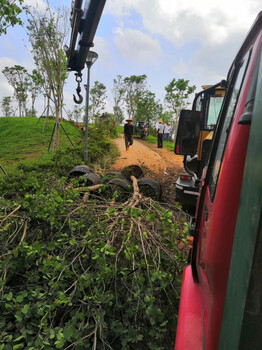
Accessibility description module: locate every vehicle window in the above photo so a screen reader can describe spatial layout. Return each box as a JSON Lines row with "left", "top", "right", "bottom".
{"left": 209, "top": 50, "right": 251, "bottom": 200}
{"left": 195, "top": 95, "right": 202, "bottom": 112}
{"left": 240, "top": 45, "right": 262, "bottom": 124}
{"left": 206, "top": 96, "right": 224, "bottom": 128}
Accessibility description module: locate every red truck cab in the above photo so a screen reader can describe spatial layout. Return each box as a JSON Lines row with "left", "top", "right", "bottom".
{"left": 175, "top": 12, "right": 262, "bottom": 350}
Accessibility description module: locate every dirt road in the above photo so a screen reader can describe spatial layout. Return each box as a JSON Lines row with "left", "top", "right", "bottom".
{"left": 111, "top": 135, "right": 184, "bottom": 175}
{"left": 110, "top": 136, "right": 185, "bottom": 205}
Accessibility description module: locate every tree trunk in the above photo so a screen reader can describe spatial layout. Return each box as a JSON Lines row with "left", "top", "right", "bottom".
{"left": 46, "top": 95, "right": 50, "bottom": 128}
{"left": 23, "top": 102, "right": 27, "bottom": 117}
{"left": 18, "top": 102, "right": 22, "bottom": 117}
{"left": 55, "top": 102, "right": 60, "bottom": 148}
{"left": 32, "top": 96, "right": 35, "bottom": 117}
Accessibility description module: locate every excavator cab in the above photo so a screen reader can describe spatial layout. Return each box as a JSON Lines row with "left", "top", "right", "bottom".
{"left": 175, "top": 82, "right": 226, "bottom": 208}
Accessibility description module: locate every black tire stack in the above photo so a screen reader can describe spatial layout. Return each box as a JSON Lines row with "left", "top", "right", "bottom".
{"left": 68, "top": 164, "right": 161, "bottom": 201}
{"left": 137, "top": 178, "right": 161, "bottom": 200}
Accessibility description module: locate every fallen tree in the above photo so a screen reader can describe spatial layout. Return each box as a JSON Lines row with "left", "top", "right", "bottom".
{"left": 0, "top": 173, "right": 189, "bottom": 349}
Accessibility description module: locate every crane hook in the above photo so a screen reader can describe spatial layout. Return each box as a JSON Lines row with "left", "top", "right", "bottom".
{"left": 73, "top": 89, "right": 83, "bottom": 104}
{"left": 73, "top": 72, "right": 83, "bottom": 104}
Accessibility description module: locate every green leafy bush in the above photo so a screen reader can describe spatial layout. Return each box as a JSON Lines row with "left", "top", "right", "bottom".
{"left": 0, "top": 120, "right": 188, "bottom": 349}
{"left": 0, "top": 171, "right": 188, "bottom": 349}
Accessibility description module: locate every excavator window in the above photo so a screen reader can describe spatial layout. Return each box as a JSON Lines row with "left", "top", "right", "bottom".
{"left": 209, "top": 50, "right": 251, "bottom": 200}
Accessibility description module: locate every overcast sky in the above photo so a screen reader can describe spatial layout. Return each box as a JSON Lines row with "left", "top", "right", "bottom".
{"left": 0, "top": 0, "right": 261, "bottom": 117}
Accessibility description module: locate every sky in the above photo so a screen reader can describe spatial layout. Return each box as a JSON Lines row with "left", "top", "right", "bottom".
{"left": 0, "top": 0, "right": 261, "bottom": 118}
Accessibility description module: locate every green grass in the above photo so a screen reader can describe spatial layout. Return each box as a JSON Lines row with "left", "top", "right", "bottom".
{"left": 145, "top": 134, "right": 175, "bottom": 151}
{"left": 0, "top": 117, "right": 84, "bottom": 172}
{"left": 115, "top": 124, "right": 124, "bottom": 133}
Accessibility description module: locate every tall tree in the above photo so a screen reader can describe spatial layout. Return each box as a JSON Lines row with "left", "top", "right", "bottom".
{"left": 1, "top": 96, "right": 14, "bottom": 117}
{"left": 26, "top": 5, "right": 69, "bottom": 146}
{"left": 165, "top": 78, "right": 196, "bottom": 135}
{"left": 123, "top": 74, "right": 147, "bottom": 121}
{"left": 28, "top": 69, "right": 43, "bottom": 117}
{"left": 135, "top": 90, "right": 158, "bottom": 127}
{"left": 0, "top": 0, "right": 24, "bottom": 35}
{"left": 112, "top": 75, "right": 125, "bottom": 124}
{"left": 68, "top": 105, "right": 84, "bottom": 124}
{"left": 90, "top": 81, "right": 107, "bottom": 122}
{"left": 2, "top": 65, "right": 29, "bottom": 117}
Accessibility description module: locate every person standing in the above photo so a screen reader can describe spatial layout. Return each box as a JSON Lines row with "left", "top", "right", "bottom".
{"left": 157, "top": 119, "right": 165, "bottom": 148}
{"left": 164, "top": 122, "right": 172, "bottom": 141}
{"left": 124, "top": 117, "right": 134, "bottom": 151}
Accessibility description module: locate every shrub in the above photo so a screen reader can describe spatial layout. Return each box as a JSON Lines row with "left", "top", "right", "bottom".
{"left": 0, "top": 173, "right": 188, "bottom": 349}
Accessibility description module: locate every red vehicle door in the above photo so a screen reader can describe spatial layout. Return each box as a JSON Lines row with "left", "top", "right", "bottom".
{"left": 175, "top": 12, "right": 262, "bottom": 350}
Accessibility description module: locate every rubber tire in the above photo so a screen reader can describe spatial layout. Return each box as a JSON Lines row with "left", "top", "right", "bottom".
{"left": 102, "top": 172, "right": 126, "bottom": 184}
{"left": 121, "top": 165, "right": 144, "bottom": 181}
{"left": 68, "top": 165, "right": 93, "bottom": 177}
{"left": 80, "top": 173, "right": 101, "bottom": 186}
{"left": 138, "top": 178, "right": 161, "bottom": 200}
{"left": 107, "top": 178, "right": 132, "bottom": 201}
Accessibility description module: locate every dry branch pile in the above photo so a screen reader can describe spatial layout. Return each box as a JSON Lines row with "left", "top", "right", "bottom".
{"left": 0, "top": 176, "right": 189, "bottom": 349}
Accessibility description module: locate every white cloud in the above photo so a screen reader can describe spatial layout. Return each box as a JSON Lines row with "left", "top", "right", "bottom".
{"left": 186, "top": 29, "right": 245, "bottom": 89}
{"left": 106, "top": 0, "right": 261, "bottom": 46}
{"left": 24, "top": 0, "right": 48, "bottom": 11}
{"left": 173, "top": 59, "right": 189, "bottom": 77}
{"left": 114, "top": 28, "right": 161, "bottom": 63}
{"left": 105, "top": 0, "right": 140, "bottom": 17}
{"left": 0, "top": 81, "right": 14, "bottom": 97}
{"left": 93, "top": 37, "right": 115, "bottom": 71}
{"left": 0, "top": 57, "right": 19, "bottom": 102}
{"left": 106, "top": 0, "right": 261, "bottom": 96}
{"left": 0, "top": 57, "right": 18, "bottom": 70}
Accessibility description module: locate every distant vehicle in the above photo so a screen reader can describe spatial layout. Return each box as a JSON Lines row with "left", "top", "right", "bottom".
{"left": 175, "top": 83, "right": 226, "bottom": 208}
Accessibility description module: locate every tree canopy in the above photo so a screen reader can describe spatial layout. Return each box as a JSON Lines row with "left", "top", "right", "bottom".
{"left": 0, "top": 0, "right": 24, "bottom": 35}
{"left": 165, "top": 78, "right": 197, "bottom": 134}
{"left": 112, "top": 75, "right": 125, "bottom": 124}
{"left": 26, "top": 5, "right": 69, "bottom": 145}
{"left": 1, "top": 96, "right": 14, "bottom": 117}
{"left": 165, "top": 78, "right": 196, "bottom": 117}
{"left": 123, "top": 74, "right": 147, "bottom": 120}
{"left": 2, "top": 65, "right": 29, "bottom": 117}
{"left": 90, "top": 81, "right": 107, "bottom": 122}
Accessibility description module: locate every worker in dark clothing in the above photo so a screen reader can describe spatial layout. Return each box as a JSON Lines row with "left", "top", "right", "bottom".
{"left": 124, "top": 118, "right": 134, "bottom": 151}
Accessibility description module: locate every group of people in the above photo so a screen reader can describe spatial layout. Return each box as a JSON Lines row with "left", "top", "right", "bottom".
{"left": 123, "top": 118, "right": 172, "bottom": 151}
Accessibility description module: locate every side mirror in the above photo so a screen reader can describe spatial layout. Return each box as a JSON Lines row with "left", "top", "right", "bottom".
{"left": 175, "top": 110, "right": 201, "bottom": 156}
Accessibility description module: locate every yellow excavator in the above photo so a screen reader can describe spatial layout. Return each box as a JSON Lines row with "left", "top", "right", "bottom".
{"left": 175, "top": 81, "right": 226, "bottom": 208}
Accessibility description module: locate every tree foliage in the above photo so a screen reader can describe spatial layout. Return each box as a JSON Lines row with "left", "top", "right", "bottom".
{"left": 26, "top": 5, "right": 69, "bottom": 145}
{"left": 2, "top": 65, "right": 29, "bottom": 117}
{"left": 0, "top": 0, "right": 24, "bottom": 35}
{"left": 135, "top": 90, "right": 159, "bottom": 127}
{"left": 90, "top": 81, "right": 107, "bottom": 122}
{"left": 165, "top": 78, "right": 196, "bottom": 132}
{"left": 28, "top": 70, "right": 43, "bottom": 117}
{"left": 123, "top": 74, "right": 147, "bottom": 120}
{"left": 110, "top": 74, "right": 196, "bottom": 134}
{"left": 0, "top": 166, "right": 188, "bottom": 350}
{"left": 112, "top": 75, "right": 125, "bottom": 124}
{"left": 68, "top": 105, "right": 85, "bottom": 123}
{"left": 1, "top": 96, "right": 14, "bottom": 117}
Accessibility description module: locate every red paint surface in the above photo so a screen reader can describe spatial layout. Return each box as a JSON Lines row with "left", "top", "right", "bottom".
{"left": 175, "top": 26, "right": 262, "bottom": 350}
{"left": 174, "top": 266, "right": 202, "bottom": 350}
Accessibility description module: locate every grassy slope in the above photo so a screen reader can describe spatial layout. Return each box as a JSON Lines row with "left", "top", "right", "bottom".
{"left": 0, "top": 117, "right": 83, "bottom": 172}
